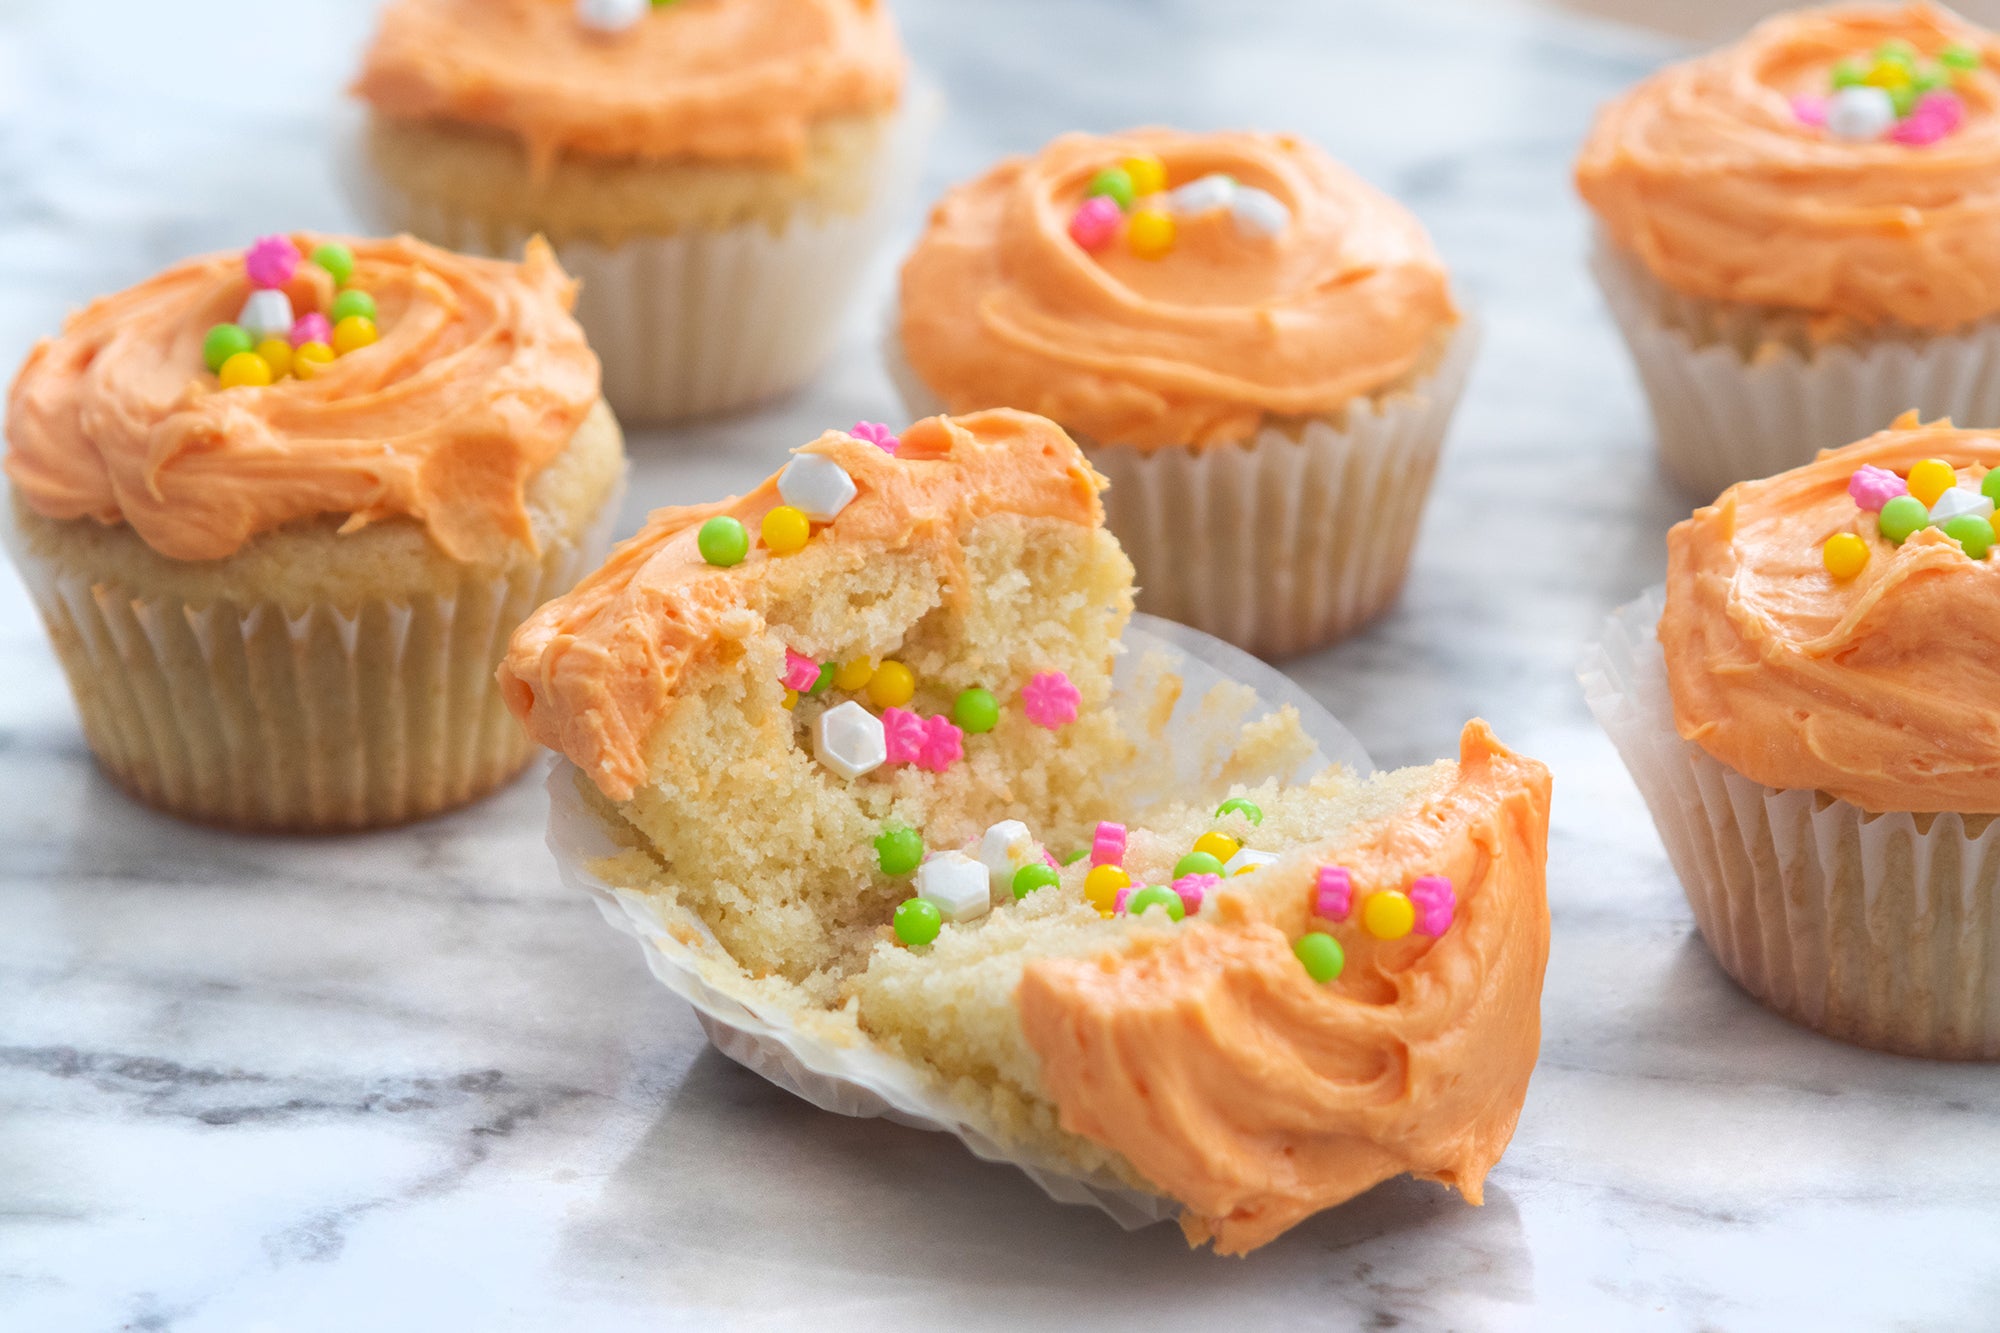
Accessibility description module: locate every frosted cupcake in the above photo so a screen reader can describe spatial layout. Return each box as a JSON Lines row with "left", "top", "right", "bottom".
{"left": 887, "top": 129, "right": 1473, "bottom": 659}
{"left": 505, "top": 410, "right": 1552, "bottom": 1251}
{"left": 350, "top": 0, "right": 927, "bottom": 424}
{"left": 2, "top": 234, "right": 624, "bottom": 831}
{"left": 1577, "top": 4, "right": 2000, "bottom": 500}
{"left": 1584, "top": 412, "right": 2000, "bottom": 1058}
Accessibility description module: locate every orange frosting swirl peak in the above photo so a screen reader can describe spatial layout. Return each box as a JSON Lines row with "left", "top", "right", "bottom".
{"left": 1577, "top": 4, "right": 2000, "bottom": 331}
{"left": 899, "top": 129, "right": 1458, "bottom": 449}
{"left": 4, "top": 234, "right": 600, "bottom": 564}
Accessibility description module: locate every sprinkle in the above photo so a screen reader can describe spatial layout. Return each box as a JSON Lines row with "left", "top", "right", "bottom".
{"left": 1168, "top": 173, "right": 1236, "bottom": 216}
{"left": 1822, "top": 532, "right": 1870, "bottom": 580}
{"left": 867, "top": 660, "right": 916, "bottom": 709}
{"left": 893, "top": 897, "right": 943, "bottom": 947}
{"left": 811, "top": 700, "right": 887, "bottom": 780}
{"left": 1826, "top": 85, "right": 1896, "bottom": 141}
{"left": 782, "top": 648, "right": 821, "bottom": 692}
{"left": 916, "top": 851, "right": 992, "bottom": 923}
{"left": 331, "top": 315, "right": 379, "bottom": 356}
{"left": 1121, "top": 154, "right": 1167, "bottom": 197}
{"left": 1085, "top": 167, "right": 1136, "bottom": 212}
{"left": 330, "top": 289, "right": 377, "bottom": 325}
{"left": 1085, "top": 864, "right": 1130, "bottom": 916}
{"left": 1942, "top": 43, "right": 1981, "bottom": 71}
{"left": 1192, "top": 831, "right": 1240, "bottom": 863}
{"left": 1848, "top": 464, "right": 1907, "bottom": 511}
{"left": 576, "top": 0, "right": 650, "bottom": 32}
{"left": 809, "top": 663, "right": 836, "bottom": 697}
{"left": 783, "top": 690, "right": 798, "bottom": 711}
{"left": 1791, "top": 94, "right": 1829, "bottom": 127}
{"left": 850, "top": 421, "right": 900, "bottom": 455}
{"left": 1113, "top": 884, "right": 1135, "bottom": 915}
{"left": 761, "top": 505, "right": 811, "bottom": 555}
{"left": 1021, "top": 671, "right": 1080, "bottom": 729}
{"left": 881, "top": 706, "right": 927, "bottom": 765}
{"left": 1126, "top": 208, "right": 1176, "bottom": 260}
{"left": 1908, "top": 458, "right": 1958, "bottom": 507}
{"left": 1069, "top": 196, "right": 1123, "bottom": 251}
{"left": 1229, "top": 186, "right": 1291, "bottom": 239}
{"left": 290, "top": 312, "right": 332, "bottom": 349}
{"left": 698, "top": 515, "right": 749, "bottom": 567}
{"left": 1091, "top": 821, "right": 1127, "bottom": 867}
{"left": 1410, "top": 875, "right": 1456, "bottom": 936}
{"left": 1944, "top": 513, "right": 1996, "bottom": 559}
{"left": 778, "top": 454, "right": 858, "bottom": 523}
{"left": 244, "top": 236, "right": 300, "bottom": 290}
{"left": 916, "top": 714, "right": 964, "bottom": 773}
{"left": 1173, "top": 850, "right": 1226, "bottom": 880}
{"left": 1294, "top": 933, "right": 1345, "bottom": 984}
{"left": 202, "top": 324, "right": 254, "bottom": 373}
{"left": 1171, "top": 873, "right": 1216, "bottom": 916}
{"left": 978, "top": 821, "right": 1037, "bottom": 896}
{"left": 217, "top": 351, "right": 272, "bottom": 390}
{"left": 309, "top": 242, "right": 355, "bottom": 287}
{"left": 1216, "top": 797, "right": 1264, "bottom": 825}
{"left": 1315, "top": 865, "right": 1354, "bottom": 921}
{"left": 1012, "top": 863, "right": 1061, "bottom": 900}
{"left": 1929, "top": 486, "right": 1993, "bottom": 524}
{"left": 1983, "top": 469, "right": 2000, "bottom": 506}
{"left": 1226, "top": 848, "right": 1279, "bottom": 876}
{"left": 293, "top": 342, "right": 335, "bottom": 379}
{"left": 1880, "top": 493, "right": 1933, "bottom": 544}
{"left": 1362, "top": 890, "right": 1416, "bottom": 941}
{"left": 952, "top": 687, "right": 999, "bottom": 734}
{"left": 834, "top": 657, "right": 877, "bottom": 691}
{"left": 238, "top": 289, "right": 294, "bottom": 341}
{"left": 253, "top": 338, "right": 293, "bottom": 379}
{"left": 1894, "top": 91, "right": 1965, "bottom": 145}
{"left": 875, "top": 824, "right": 924, "bottom": 876}
{"left": 1127, "top": 885, "right": 1185, "bottom": 922}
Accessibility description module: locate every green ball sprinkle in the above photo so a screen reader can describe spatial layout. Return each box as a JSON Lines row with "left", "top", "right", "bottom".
{"left": 1294, "top": 932, "right": 1345, "bottom": 984}
{"left": 952, "top": 687, "right": 1000, "bottom": 734}
{"left": 1127, "top": 885, "right": 1185, "bottom": 922}
{"left": 809, "top": 663, "right": 836, "bottom": 696}
{"left": 330, "top": 289, "right": 376, "bottom": 324}
{"left": 1913, "top": 67, "right": 1949, "bottom": 94}
{"left": 1945, "top": 514, "right": 1996, "bottom": 560}
{"left": 1876, "top": 39, "right": 1918, "bottom": 68}
{"left": 1012, "top": 864, "right": 1061, "bottom": 900}
{"left": 1216, "top": 797, "right": 1264, "bottom": 825}
{"left": 310, "top": 242, "right": 355, "bottom": 287}
{"left": 1831, "top": 58, "right": 1866, "bottom": 88}
{"left": 875, "top": 825, "right": 923, "bottom": 877}
{"left": 1085, "top": 167, "right": 1135, "bottom": 212}
{"left": 1943, "top": 43, "right": 1981, "bottom": 71}
{"left": 1879, "top": 495, "right": 1931, "bottom": 545}
{"left": 1981, "top": 469, "right": 2000, "bottom": 506}
{"left": 202, "top": 323, "right": 254, "bottom": 373}
{"left": 697, "top": 515, "right": 749, "bottom": 566}
{"left": 893, "top": 898, "right": 942, "bottom": 947}
{"left": 1064, "top": 848, "right": 1090, "bottom": 866}
{"left": 1173, "top": 851, "right": 1226, "bottom": 881}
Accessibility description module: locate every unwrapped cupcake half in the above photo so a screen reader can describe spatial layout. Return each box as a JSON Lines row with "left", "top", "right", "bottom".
{"left": 501, "top": 409, "right": 1553, "bottom": 1252}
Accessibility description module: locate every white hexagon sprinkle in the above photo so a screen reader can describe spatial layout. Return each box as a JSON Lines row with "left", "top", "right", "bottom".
{"left": 916, "top": 851, "right": 992, "bottom": 924}
{"left": 778, "top": 454, "right": 858, "bottom": 524}
{"left": 238, "top": 289, "right": 295, "bottom": 342}
{"left": 811, "top": 701, "right": 886, "bottom": 780}
{"left": 1229, "top": 187, "right": 1291, "bottom": 239}
{"left": 1224, "top": 848, "right": 1281, "bottom": 876}
{"left": 1826, "top": 86, "right": 1896, "bottom": 143}
{"left": 1167, "top": 173, "right": 1237, "bottom": 217}
{"left": 576, "top": 0, "right": 648, "bottom": 33}
{"left": 1931, "top": 486, "right": 1995, "bottom": 524}
{"left": 977, "top": 820, "right": 1037, "bottom": 901}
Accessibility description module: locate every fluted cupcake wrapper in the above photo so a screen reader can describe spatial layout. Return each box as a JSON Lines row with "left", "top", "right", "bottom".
{"left": 1591, "top": 239, "right": 2000, "bottom": 503}
{"left": 1582, "top": 589, "right": 2000, "bottom": 1060}
{"left": 3, "top": 501, "right": 617, "bottom": 833}
{"left": 885, "top": 320, "right": 1478, "bottom": 659}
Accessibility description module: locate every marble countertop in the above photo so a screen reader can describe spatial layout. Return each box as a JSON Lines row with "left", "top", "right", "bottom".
{"left": 5, "top": 1, "right": 1997, "bottom": 1329}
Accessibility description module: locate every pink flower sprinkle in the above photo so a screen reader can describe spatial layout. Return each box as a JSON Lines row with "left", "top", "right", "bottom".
{"left": 1849, "top": 465, "right": 1907, "bottom": 512}
{"left": 850, "top": 421, "right": 900, "bottom": 455}
{"left": 882, "top": 707, "right": 927, "bottom": 765}
{"left": 1113, "top": 885, "right": 1135, "bottom": 914}
{"left": 1091, "top": 821, "right": 1127, "bottom": 867}
{"left": 1410, "top": 874, "right": 1456, "bottom": 937}
{"left": 1068, "top": 196, "right": 1123, "bottom": 251}
{"left": 1044, "top": 850, "right": 1062, "bottom": 870}
{"left": 916, "top": 714, "right": 964, "bottom": 773}
{"left": 781, "top": 649, "right": 820, "bottom": 693}
{"left": 290, "top": 312, "right": 332, "bottom": 349}
{"left": 1021, "top": 671, "right": 1080, "bottom": 729}
{"left": 245, "top": 235, "right": 300, "bottom": 290}
{"left": 1791, "top": 94, "right": 1828, "bottom": 127}
{"left": 1172, "top": 873, "right": 1217, "bottom": 916}
{"left": 1315, "top": 865, "right": 1354, "bottom": 922}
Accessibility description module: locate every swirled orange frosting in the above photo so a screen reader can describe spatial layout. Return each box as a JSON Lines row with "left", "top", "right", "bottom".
{"left": 1663, "top": 414, "right": 2000, "bottom": 812}
{"left": 501, "top": 410, "right": 1104, "bottom": 801}
{"left": 4, "top": 235, "right": 599, "bottom": 565}
{"left": 353, "top": 0, "right": 906, "bottom": 173}
{"left": 897, "top": 129, "right": 1458, "bottom": 449}
{"left": 1576, "top": 4, "right": 2000, "bottom": 331}
{"left": 1020, "top": 721, "right": 1551, "bottom": 1255}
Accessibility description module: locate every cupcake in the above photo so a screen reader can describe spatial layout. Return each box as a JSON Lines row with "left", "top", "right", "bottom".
{"left": 2, "top": 233, "right": 625, "bottom": 831}
{"left": 504, "top": 410, "right": 1552, "bottom": 1251}
{"left": 1577, "top": 4, "right": 2000, "bottom": 500}
{"left": 1583, "top": 412, "right": 2000, "bottom": 1058}
{"left": 887, "top": 129, "right": 1474, "bottom": 659}
{"left": 350, "top": 0, "right": 928, "bottom": 425}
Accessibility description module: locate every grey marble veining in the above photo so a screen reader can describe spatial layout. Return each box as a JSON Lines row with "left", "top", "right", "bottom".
{"left": 5, "top": 1, "right": 1999, "bottom": 1329}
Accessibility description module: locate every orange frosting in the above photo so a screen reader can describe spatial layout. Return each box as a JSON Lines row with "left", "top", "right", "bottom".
{"left": 897, "top": 129, "right": 1458, "bottom": 449}
{"left": 1019, "top": 722, "right": 1551, "bottom": 1255}
{"left": 501, "top": 411, "right": 1105, "bottom": 801}
{"left": 1663, "top": 414, "right": 2000, "bottom": 813}
{"left": 4, "top": 235, "right": 599, "bottom": 565}
{"left": 353, "top": 0, "right": 906, "bottom": 174}
{"left": 1577, "top": 4, "right": 2000, "bottom": 332}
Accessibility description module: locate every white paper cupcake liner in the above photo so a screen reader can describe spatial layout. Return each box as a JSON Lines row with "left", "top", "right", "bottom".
{"left": 545, "top": 613, "right": 1375, "bottom": 1228}
{"left": 1591, "top": 239, "right": 2000, "bottom": 502}
{"left": 885, "top": 321, "right": 1478, "bottom": 659}
{"left": 1581, "top": 588, "right": 2000, "bottom": 1059}
{"left": 2, "top": 495, "right": 618, "bottom": 833}
{"left": 348, "top": 88, "right": 938, "bottom": 425}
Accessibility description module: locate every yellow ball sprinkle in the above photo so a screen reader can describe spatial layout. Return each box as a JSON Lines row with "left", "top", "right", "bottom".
{"left": 783, "top": 689, "right": 798, "bottom": 711}
{"left": 867, "top": 660, "right": 915, "bottom": 708}
{"left": 1232, "top": 863, "right": 1260, "bottom": 876}
{"left": 761, "top": 504, "right": 811, "bottom": 555}
{"left": 1192, "top": 831, "right": 1240, "bottom": 864}
{"left": 834, "top": 657, "right": 876, "bottom": 692}
{"left": 217, "top": 351, "right": 273, "bottom": 390}
{"left": 254, "top": 338, "right": 294, "bottom": 379}
{"left": 1126, "top": 208, "right": 1176, "bottom": 260}
{"left": 1085, "top": 864, "right": 1131, "bottom": 916}
{"left": 1362, "top": 890, "right": 1416, "bottom": 941}
{"left": 1908, "top": 458, "right": 1957, "bottom": 508}
{"left": 332, "top": 315, "right": 379, "bottom": 356}
{"left": 1864, "top": 61, "right": 1912, "bottom": 92}
{"left": 1121, "top": 154, "right": 1167, "bottom": 198}
{"left": 293, "top": 341, "right": 336, "bottom": 379}
{"left": 1823, "top": 532, "right": 1871, "bottom": 580}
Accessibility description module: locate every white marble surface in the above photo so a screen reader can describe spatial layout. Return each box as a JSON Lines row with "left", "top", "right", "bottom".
{"left": 5, "top": 2, "right": 1999, "bottom": 1329}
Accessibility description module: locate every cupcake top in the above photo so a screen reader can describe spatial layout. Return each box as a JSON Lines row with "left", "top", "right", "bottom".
{"left": 4, "top": 234, "right": 600, "bottom": 565}
{"left": 897, "top": 128, "right": 1457, "bottom": 450}
{"left": 1576, "top": 4, "right": 2000, "bottom": 332}
{"left": 499, "top": 411, "right": 1106, "bottom": 801}
{"left": 1662, "top": 413, "right": 2000, "bottom": 812}
{"left": 352, "top": 0, "right": 907, "bottom": 174}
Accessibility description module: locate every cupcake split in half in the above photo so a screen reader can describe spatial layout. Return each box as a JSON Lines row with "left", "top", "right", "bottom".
{"left": 1585, "top": 412, "right": 2000, "bottom": 1058}
{"left": 1578, "top": 4, "right": 2000, "bottom": 499}
{"left": 2, "top": 234, "right": 625, "bottom": 831}
{"left": 889, "top": 129, "right": 1474, "bottom": 658}
{"left": 352, "top": 0, "right": 929, "bottom": 424}
{"left": 503, "top": 410, "right": 1552, "bottom": 1252}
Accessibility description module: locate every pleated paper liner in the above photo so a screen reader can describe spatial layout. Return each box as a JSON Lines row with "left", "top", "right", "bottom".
{"left": 885, "top": 321, "right": 1478, "bottom": 659}
{"left": 545, "top": 614, "right": 1375, "bottom": 1228}
{"left": 1592, "top": 238, "right": 2000, "bottom": 503}
{"left": 1582, "top": 588, "right": 2000, "bottom": 1059}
